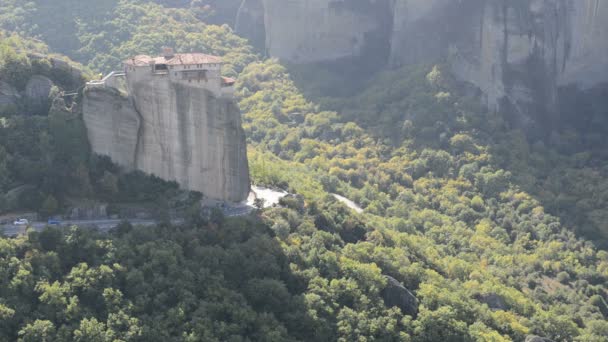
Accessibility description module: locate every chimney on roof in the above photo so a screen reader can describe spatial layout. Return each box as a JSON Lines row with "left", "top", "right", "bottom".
{"left": 163, "top": 47, "right": 175, "bottom": 60}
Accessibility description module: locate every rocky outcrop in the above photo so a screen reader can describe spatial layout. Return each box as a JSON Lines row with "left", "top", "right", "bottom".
{"left": 83, "top": 75, "right": 250, "bottom": 203}
{"left": 254, "top": 0, "right": 394, "bottom": 64}
{"left": 381, "top": 275, "right": 418, "bottom": 317}
{"left": 474, "top": 292, "right": 508, "bottom": 310}
{"left": 399, "top": 0, "right": 608, "bottom": 128}
{"left": 25, "top": 75, "right": 54, "bottom": 106}
{"left": 241, "top": 0, "right": 608, "bottom": 128}
{"left": 0, "top": 80, "right": 19, "bottom": 108}
{"left": 26, "top": 53, "right": 87, "bottom": 85}
{"left": 83, "top": 87, "right": 140, "bottom": 169}
{"left": 235, "top": 0, "right": 266, "bottom": 52}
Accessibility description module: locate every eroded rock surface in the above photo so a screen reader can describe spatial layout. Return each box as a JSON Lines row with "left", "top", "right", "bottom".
{"left": 83, "top": 87, "right": 140, "bottom": 170}
{"left": 381, "top": 275, "right": 418, "bottom": 317}
{"left": 235, "top": 0, "right": 266, "bottom": 51}
{"left": 83, "top": 75, "right": 250, "bottom": 202}
{"left": 474, "top": 292, "right": 508, "bottom": 311}
{"left": 258, "top": 0, "right": 393, "bottom": 64}
{"left": 240, "top": 0, "right": 608, "bottom": 128}
{"left": 0, "top": 80, "right": 19, "bottom": 108}
{"left": 25, "top": 75, "right": 54, "bottom": 105}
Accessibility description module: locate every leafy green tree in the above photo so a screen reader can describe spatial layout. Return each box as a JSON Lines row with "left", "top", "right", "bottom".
{"left": 413, "top": 307, "right": 471, "bottom": 342}
{"left": 18, "top": 320, "right": 56, "bottom": 342}
{"left": 99, "top": 171, "right": 119, "bottom": 198}
{"left": 40, "top": 194, "right": 59, "bottom": 218}
{"left": 73, "top": 318, "right": 109, "bottom": 342}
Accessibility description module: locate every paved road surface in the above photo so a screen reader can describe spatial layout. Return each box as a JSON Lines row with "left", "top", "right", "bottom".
{"left": 1, "top": 219, "right": 160, "bottom": 237}
{"left": 1, "top": 187, "right": 290, "bottom": 237}
{"left": 248, "top": 186, "right": 288, "bottom": 208}
{"left": 331, "top": 194, "right": 364, "bottom": 214}
{"left": 1, "top": 205, "right": 254, "bottom": 237}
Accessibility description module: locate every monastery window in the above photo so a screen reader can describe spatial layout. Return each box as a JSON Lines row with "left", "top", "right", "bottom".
{"left": 154, "top": 64, "right": 168, "bottom": 71}
{"left": 181, "top": 70, "right": 208, "bottom": 81}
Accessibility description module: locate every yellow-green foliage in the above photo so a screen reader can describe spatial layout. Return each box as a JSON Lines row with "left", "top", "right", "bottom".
{"left": 1, "top": 1, "right": 607, "bottom": 341}
{"left": 237, "top": 56, "right": 608, "bottom": 341}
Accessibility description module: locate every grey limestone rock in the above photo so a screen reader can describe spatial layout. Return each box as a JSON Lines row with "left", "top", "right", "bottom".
{"left": 83, "top": 70, "right": 250, "bottom": 202}
{"left": 243, "top": 0, "right": 608, "bottom": 129}
{"left": 83, "top": 87, "right": 141, "bottom": 170}
{"left": 381, "top": 275, "right": 418, "bottom": 317}
{"left": 0, "top": 80, "right": 19, "bottom": 107}
{"left": 25, "top": 75, "right": 54, "bottom": 104}
{"left": 474, "top": 292, "right": 508, "bottom": 310}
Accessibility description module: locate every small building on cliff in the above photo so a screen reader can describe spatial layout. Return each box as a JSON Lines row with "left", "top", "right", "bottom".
{"left": 123, "top": 48, "right": 235, "bottom": 98}
{"left": 83, "top": 49, "right": 251, "bottom": 202}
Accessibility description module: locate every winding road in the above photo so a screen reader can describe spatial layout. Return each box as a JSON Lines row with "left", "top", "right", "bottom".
{"left": 1, "top": 219, "right": 160, "bottom": 237}
{"left": 1, "top": 187, "right": 351, "bottom": 237}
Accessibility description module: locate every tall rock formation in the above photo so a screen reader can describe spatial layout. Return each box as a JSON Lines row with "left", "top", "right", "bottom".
{"left": 0, "top": 81, "right": 19, "bottom": 109}
{"left": 83, "top": 86, "right": 141, "bottom": 170}
{"left": 237, "top": 0, "right": 393, "bottom": 64}
{"left": 83, "top": 53, "right": 250, "bottom": 202}
{"left": 238, "top": 0, "right": 608, "bottom": 127}
{"left": 391, "top": 0, "right": 608, "bottom": 127}
{"left": 235, "top": 0, "right": 266, "bottom": 53}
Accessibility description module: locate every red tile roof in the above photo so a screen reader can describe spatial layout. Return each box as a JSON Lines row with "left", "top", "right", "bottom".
{"left": 221, "top": 76, "right": 236, "bottom": 86}
{"left": 125, "top": 53, "right": 223, "bottom": 66}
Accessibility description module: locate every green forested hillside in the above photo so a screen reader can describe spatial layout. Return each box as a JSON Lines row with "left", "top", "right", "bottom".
{"left": 0, "top": 0, "right": 254, "bottom": 74}
{"left": 1, "top": 1, "right": 608, "bottom": 341}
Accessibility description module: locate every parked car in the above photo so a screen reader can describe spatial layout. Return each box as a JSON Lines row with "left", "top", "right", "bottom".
{"left": 47, "top": 219, "right": 62, "bottom": 226}
{"left": 13, "top": 219, "right": 29, "bottom": 226}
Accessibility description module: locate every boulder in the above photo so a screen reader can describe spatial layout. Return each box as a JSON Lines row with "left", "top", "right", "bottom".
{"left": 0, "top": 80, "right": 20, "bottom": 107}
{"left": 381, "top": 275, "right": 418, "bottom": 317}
{"left": 25, "top": 75, "right": 54, "bottom": 105}
{"left": 27, "top": 53, "right": 87, "bottom": 85}
{"left": 474, "top": 292, "right": 508, "bottom": 311}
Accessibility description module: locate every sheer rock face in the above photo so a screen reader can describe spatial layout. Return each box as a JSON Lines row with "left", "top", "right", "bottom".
{"left": 83, "top": 78, "right": 250, "bottom": 203}
{"left": 0, "top": 81, "right": 19, "bottom": 107}
{"left": 83, "top": 87, "right": 140, "bottom": 170}
{"left": 235, "top": 0, "right": 266, "bottom": 52}
{"left": 257, "top": 0, "right": 394, "bottom": 64}
{"left": 240, "top": 0, "right": 608, "bottom": 126}
{"left": 391, "top": 0, "right": 608, "bottom": 127}
{"left": 25, "top": 75, "right": 54, "bottom": 106}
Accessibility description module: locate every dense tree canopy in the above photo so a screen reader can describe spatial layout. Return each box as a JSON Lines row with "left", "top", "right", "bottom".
{"left": 1, "top": 1, "right": 608, "bottom": 341}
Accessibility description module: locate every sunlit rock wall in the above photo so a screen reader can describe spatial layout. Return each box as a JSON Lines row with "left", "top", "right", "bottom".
{"left": 260, "top": 0, "right": 393, "bottom": 63}
{"left": 83, "top": 87, "right": 140, "bottom": 170}
{"left": 83, "top": 75, "right": 250, "bottom": 202}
